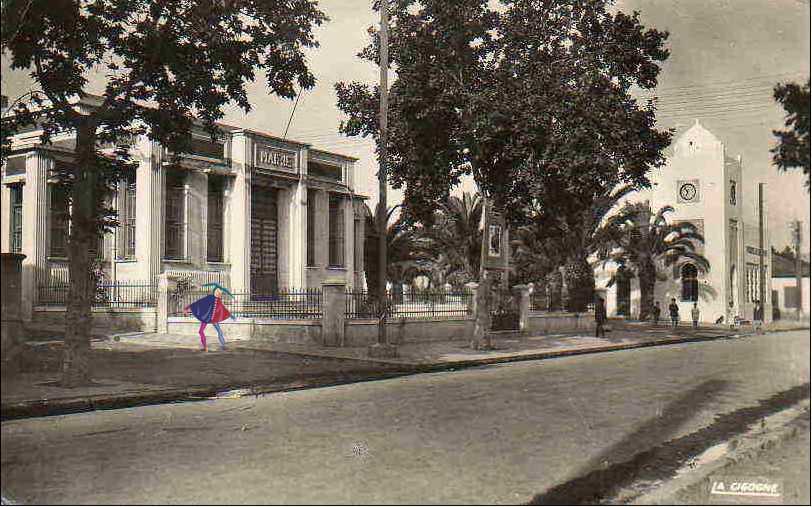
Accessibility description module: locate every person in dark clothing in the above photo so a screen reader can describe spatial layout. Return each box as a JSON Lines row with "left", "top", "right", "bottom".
{"left": 668, "top": 298, "right": 680, "bottom": 328}
{"left": 595, "top": 297, "right": 607, "bottom": 337}
{"left": 652, "top": 302, "right": 661, "bottom": 325}
{"left": 753, "top": 300, "right": 764, "bottom": 334}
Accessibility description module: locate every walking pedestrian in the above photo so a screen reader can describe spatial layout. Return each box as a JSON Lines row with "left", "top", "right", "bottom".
{"left": 691, "top": 302, "right": 700, "bottom": 329}
{"left": 595, "top": 296, "right": 607, "bottom": 338}
{"left": 668, "top": 298, "right": 679, "bottom": 328}
{"left": 652, "top": 301, "right": 661, "bottom": 325}
{"left": 753, "top": 300, "right": 764, "bottom": 335}
{"left": 185, "top": 282, "right": 236, "bottom": 351}
{"left": 726, "top": 301, "right": 735, "bottom": 330}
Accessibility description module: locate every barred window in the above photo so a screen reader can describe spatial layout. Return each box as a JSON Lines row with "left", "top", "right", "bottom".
{"left": 207, "top": 176, "right": 225, "bottom": 262}
{"left": 121, "top": 180, "right": 137, "bottom": 259}
{"left": 307, "top": 189, "right": 317, "bottom": 266}
{"left": 9, "top": 185, "right": 23, "bottom": 253}
{"left": 328, "top": 194, "right": 345, "bottom": 267}
{"left": 164, "top": 173, "right": 186, "bottom": 260}
{"left": 49, "top": 184, "right": 70, "bottom": 258}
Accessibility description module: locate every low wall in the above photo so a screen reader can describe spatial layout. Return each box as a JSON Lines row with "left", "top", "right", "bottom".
{"left": 167, "top": 318, "right": 253, "bottom": 340}
{"left": 527, "top": 312, "right": 594, "bottom": 334}
{"left": 32, "top": 307, "right": 158, "bottom": 334}
{"left": 345, "top": 318, "right": 475, "bottom": 346}
{"left": 253, "top": 319, "right": 322, "bottom": 344}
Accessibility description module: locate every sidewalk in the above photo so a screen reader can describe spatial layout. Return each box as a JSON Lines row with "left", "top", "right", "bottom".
{"left": 2, "top": 321, "right": 807, "bottom": 420}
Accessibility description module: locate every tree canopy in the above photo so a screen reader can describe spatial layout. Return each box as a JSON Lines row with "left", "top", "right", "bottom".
{"left": 772, "top": 79, "right": 810, "bottom": 191}
{"left": 336, "top": 0, "right": 672, "bottom": 225}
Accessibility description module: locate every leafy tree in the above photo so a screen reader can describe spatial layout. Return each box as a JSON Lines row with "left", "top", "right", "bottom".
{"left": 596, "top": 202, "right": 710, "bottom": 320}
{"left": 336, "top": 0, "right": 671, "bottom": 334}
{"left": 1, "top": 0, "right": 326, "bottom": 385}
{"left": 772, "top": 79, "right": 810, "bottom": 190}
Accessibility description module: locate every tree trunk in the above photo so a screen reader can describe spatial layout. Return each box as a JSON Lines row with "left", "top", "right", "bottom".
{"left": 471, "top": 197, "right": 492, "bottom": 350}
{"left": 564, "top": 253, "right": 594, "bottom": 312}
{"left": 61, "top": 121, "right": 98, "bottom": 387}
{"left": 638, "top": 260, "right": 656, "bottom": 321}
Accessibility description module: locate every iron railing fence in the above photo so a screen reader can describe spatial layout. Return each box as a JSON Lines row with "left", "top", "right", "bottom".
{"left": 529, "top": 291, "right": 551, "bottom": 312}
{"left": 346, "top": 289, "right": 473, "bottom": 320}
{"left": 170, "top": 289, "right": 323, "bottom": 320}
{"left": 37, "top": 281, "right": 158, "bottom": 308}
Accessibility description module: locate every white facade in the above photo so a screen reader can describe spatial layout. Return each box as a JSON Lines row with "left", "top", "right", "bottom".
{"left": 1, "top": 108, "right": 369, "bottom": 322}
{"left": 595, "top": 121, "right": 772, "bottom": 324}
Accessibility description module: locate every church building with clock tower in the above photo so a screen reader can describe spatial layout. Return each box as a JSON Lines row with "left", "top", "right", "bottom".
{"left": 595, "top": 120, "right": 772, "bottom": 324}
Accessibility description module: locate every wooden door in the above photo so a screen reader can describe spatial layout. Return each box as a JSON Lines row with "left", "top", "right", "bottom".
{"left": 250, "top": 186, "right": 278, "bottom": 295}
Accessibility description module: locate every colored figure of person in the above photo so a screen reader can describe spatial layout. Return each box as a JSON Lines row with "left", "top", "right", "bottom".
{"left": 595, "top": 297, "right": 607, "bottom": 338}
{"left": 652, "top": 302, "right": 661, "bottom": 325}
{"left": 691, "top": 302, "right": 700, "bottom": 329}
{"left": 668, "top": 298, "right": 679, "bottom": 328}
{"left": 185, "top": 283, "right": 236, "bottom": 351}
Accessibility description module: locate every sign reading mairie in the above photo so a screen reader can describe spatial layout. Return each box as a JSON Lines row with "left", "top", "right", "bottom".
{"left": 254, "top": 144, "right": 297, "bottom": 173}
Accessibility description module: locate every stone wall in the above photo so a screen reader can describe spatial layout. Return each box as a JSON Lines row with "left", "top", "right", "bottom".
{"left": 32, "top": 307, "right": 158, "bottom": 333}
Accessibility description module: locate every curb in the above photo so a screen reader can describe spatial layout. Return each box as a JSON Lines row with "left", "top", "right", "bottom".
{"left": 1, "top": 328, "right": 804, "bottom": 421}
{"left": 0, "top": 369, "right": 418, "bottom": 421}
{"left": 627, "top": 400, "right": 810, "bottom": 505}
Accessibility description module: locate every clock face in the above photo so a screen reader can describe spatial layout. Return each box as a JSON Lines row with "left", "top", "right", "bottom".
{"left": 680, "top": 183, "right": 697, "bottom": 201}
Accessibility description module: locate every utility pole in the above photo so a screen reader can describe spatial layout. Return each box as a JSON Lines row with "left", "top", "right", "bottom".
{"left": 758, "top": 183, "right": 765, "bottom": 311}
{"left": 370, "top": 0, "right": 395, "bottom": 357}
{"left": 792, "top": 219, "right": 803, "bottom": 321}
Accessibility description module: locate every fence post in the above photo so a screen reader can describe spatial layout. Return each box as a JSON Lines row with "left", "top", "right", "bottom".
{"left": 513, "top": 284, "right": 530, "bottom": 334}
{"left": 157, "top": 273, "right": 172, "bottom": 334}
{"left": 321, "top": 281, "right": 346, "bottom": 347}
{"left": 465, "top": 282, "right": 479, "bottom": 317}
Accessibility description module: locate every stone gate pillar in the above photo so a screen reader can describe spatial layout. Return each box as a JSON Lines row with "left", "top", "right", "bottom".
{"left": 321, "top": 281, "right": 346, "bottom": 347}
{"left": 513, "top": 284, "right": 530, "bottom": 333}
{"left": 1, "top": 253, "right": 27, "bottom": 368}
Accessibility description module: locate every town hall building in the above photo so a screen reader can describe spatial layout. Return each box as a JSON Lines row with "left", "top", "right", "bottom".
{"left": 1, "top": 95, "right": 368, "bottom": 320}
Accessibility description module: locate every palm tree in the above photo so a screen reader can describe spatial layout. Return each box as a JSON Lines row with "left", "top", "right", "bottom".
{"left": 596, "top": 201, "right": 710, "bottom": 320}
{"left": 421, "top": 192, "right": 484, "bottom": 287}
{"left": 365, "top": 203, "right": 428, "bottom": 299}
{"left": 539, "top": 184, "right": 638, "bottom": 311}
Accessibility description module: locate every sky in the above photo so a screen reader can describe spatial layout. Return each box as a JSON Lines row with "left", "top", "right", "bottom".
{"left": 1, "top": 0, "right": 810, "bottom": 251}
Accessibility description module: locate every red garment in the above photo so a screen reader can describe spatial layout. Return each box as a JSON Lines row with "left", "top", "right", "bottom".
{"left": 210, "top": 296, "right": 232, "bottom": 323}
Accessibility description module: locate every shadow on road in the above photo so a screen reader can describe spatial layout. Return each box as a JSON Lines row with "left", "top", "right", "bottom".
{"left": 528, "top": 382, "right": 810, "bottom": 505}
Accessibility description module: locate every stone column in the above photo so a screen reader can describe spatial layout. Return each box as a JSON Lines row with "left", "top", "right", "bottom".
{"left": 465, "top": 282, "right": 479, "bottom": 317}
{"left": 228, "top": 133, "right": 252, "bottom": 293}
{"left": 135, "top": 139, "right": 164, "bottom": 284}
{"left": 287, "top": 179, "right": 307, "bottom": 289}
{"left": 21, "top": 153, "right": 49, "bottom": 321}
{"left": 321, "top": 281, "right": 346, "bottom": 347}
{"left": 343, "top": 195, "right": 354, "bottom": 286}
{"left": 513, "top": 284, "right": 530, "bottom": 334}
{"left": 1, "top": 253, "right": 26, "bottom": 369}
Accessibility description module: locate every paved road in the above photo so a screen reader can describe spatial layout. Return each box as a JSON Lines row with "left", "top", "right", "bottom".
{"left": 1, "top": 331, "right": 809, "bottom": 504}
{"left": 671, "top": 411, "right": 810, "bottom": 505}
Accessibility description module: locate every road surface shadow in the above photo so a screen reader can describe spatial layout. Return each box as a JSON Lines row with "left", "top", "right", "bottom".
{"left": 528, "top": 382, "right": 810, "bottom": 505}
